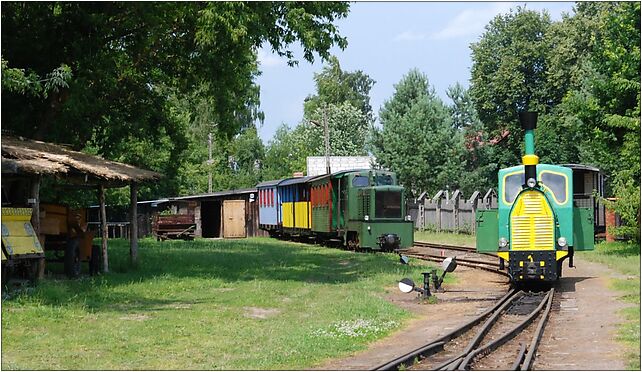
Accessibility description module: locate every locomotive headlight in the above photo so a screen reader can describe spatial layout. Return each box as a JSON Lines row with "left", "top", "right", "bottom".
{"left": 499, "top": 237, "right": 508, "bottom": 248}
{"left": 527, "top": 177, "right": 537, "bottom": 188}
{"left": 364, "top": 215, "right": 369, "bottom": 221}
{"left": 405, "top": 215, "right": 412, "bottom": 221}
{"left": 557, "top": 237, "right": 567, "bottom": 247}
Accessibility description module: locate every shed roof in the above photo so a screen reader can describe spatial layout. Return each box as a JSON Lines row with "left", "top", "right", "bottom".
{"left": 172, "top": 187, "right": 257, "bottom": 200}
{"left": 256, "top": 179, "right": 281, "bottom": 188}
{"left": 1, "top": 135, "right": 162, "bottom": 185}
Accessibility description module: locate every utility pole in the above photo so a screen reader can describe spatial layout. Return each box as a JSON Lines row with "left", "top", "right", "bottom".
{"left": 207, "top": 132, "right": 213, "bottom": 193}
{"left": 323, "top": 104, "right": 330, "bottom": 175}
{"left": 308, "top": 104, "right": 331, "bottom": 175}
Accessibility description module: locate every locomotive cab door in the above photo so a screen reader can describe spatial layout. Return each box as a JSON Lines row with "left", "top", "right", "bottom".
{"left": 573, "top": 207, "right": 594, "bottom": 251}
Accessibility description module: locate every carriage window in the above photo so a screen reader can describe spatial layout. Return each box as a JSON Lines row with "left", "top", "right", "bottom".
{"left": 375, "top": 191, "right": 402, "bottom": 218}
{"left": 503, "top": 173, "right": 523, "bottom": 204}
{"left": 352, "top": 176, "right": 370, "bottom": 187}
{"left": 374, "top": 174, "right": 393, "bottom": 186}
{"left": 540, "top": 172, "right": 567, "bottom": 204}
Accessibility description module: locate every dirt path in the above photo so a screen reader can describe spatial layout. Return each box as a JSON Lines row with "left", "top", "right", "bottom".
{"left": 534, "top": 256, "right": 627, "bottom": 370}
{"left": 312, "top": 256, "right": 628, "bottom": 370}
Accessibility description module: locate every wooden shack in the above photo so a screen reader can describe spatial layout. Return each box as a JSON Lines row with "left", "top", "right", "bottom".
{"left": 169, "top": 188, "right": 267, "bottom": 239}
{"left": 1, "top": 135, "right": 161, "bottom": 274}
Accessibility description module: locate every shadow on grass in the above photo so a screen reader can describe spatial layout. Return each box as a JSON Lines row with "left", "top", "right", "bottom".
{"left": 17, "top": 237, "right": 423, "bottom": 311}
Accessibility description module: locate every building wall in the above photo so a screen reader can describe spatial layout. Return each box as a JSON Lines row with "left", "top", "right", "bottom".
{"left": 306, "top": 156, "right": 375, "bottom": 177}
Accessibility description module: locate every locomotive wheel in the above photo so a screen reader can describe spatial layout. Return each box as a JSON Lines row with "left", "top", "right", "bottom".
{"left": 64, "top": 238, "right": 82, "bottom": 278}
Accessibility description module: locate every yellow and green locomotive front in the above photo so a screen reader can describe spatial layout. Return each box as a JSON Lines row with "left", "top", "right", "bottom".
{"left": 476, "top": 112, "right": 594, "bottom": 283}
{"left": 496, "top": 163, "right": 573, "bottom": 282}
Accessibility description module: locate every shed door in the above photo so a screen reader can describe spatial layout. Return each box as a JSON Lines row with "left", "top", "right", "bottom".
{"left": 223, "top": 200, "right": 246, "bottom": 238}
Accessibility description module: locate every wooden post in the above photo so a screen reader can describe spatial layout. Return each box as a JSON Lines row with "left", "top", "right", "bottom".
{"left": 30, "top": 176, "right": 45, "bottom": 279}
{"left": 99, "top": 184, "right": 109, "bottom": 273}
{"left": 130, "top": 182, "right": 138, "bottom": 265}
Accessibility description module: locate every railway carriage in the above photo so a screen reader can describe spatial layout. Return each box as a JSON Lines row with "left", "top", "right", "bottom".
{"left": 277, "top": 176, "right": 313, "bottom": 236}
{"left": 476, "top": 112, "right": 594, "bottom": 283}
{"left": 259, "top": 169, "right": 414, "bottom": 251}
{"left": 257, "top": 180, "right": 281, "bottom": 235}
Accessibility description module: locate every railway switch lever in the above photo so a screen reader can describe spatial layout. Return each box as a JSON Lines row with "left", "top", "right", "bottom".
{"left": 398, "top": 276, "right": 431, "bottom": 298}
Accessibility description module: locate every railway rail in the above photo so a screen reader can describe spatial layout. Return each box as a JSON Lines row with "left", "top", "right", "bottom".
{"left": 399, "top": 241, "right": 507, "bottom": 277}
{"left": 373, "top": 288, "right": 555, "bottom": 371}
{"left": 373, "top": 241, "right": 554, "bottom": 370}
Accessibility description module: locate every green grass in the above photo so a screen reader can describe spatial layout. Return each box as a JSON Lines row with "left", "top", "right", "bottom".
{"left": 579, "top": 241, "right": 641, "bottom": 370}
{"left": 414, "top": 230, "right": 476, "bottom": 247}
{"left": 2, "top": 237, "right": 436, "bottom": 370}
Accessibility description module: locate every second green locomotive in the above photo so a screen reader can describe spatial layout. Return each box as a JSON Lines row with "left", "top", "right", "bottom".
{"left": 476, "top": 112, "right": 595, "bottom": 282}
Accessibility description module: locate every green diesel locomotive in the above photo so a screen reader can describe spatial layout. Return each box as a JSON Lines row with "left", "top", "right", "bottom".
{"left": 476, "top": 112, "right": 595, "bottom": 283}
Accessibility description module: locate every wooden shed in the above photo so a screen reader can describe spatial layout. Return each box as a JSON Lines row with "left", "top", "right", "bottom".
{"left": 1, "top": 135, "right": 161, "bottom": 274}
{"left": 169, "top": 188, "right": 267, "bottom": 239}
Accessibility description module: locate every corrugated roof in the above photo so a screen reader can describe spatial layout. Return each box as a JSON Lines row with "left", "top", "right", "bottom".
{"left": 1, "top": 135, "right": 162, "bottom": 185}
{"left": 256, "top": 179, "right": 281, "bottom": 188}
{"left": 172, "top": 187, "right": 257, "bottom": 200}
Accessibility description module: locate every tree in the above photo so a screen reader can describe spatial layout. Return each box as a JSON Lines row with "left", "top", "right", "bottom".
{"left": 470, "top": 3, "right": 640, "bottom": 239}
{"left": 303, "top": 56, "right": 375, "bottom": 122}
{"left": 1, "top": 2, "right": 349, "bottom": 200}
{"left": 372, "top": 69, "right": 462, "bottom": 195}
{"left": 469, "top": 7, "right": 554, "bottom": 167}
{"left": 559, "top": 2, "right": 640, "bottom": 240}
{"left": 447, "top": 83, "right": 495, "bottom": 195}
{"left": 305, "top": 102, "right": 369, "bottom": 157}
{"left": 263, "top": 124, "right": 313, "bottom": 180}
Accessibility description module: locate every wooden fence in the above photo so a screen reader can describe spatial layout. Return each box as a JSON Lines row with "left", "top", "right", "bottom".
{"left": 408, "top": 189, "right": 498, "bottom": 234}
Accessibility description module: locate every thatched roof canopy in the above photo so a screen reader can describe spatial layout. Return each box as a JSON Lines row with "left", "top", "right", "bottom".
{"left": 1, "top": 135, "right": 162, "bottom": 186}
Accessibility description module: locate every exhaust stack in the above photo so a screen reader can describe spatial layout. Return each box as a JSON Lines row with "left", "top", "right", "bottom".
{"left": 519, "top": 112, "right": 538, "bottom": 184}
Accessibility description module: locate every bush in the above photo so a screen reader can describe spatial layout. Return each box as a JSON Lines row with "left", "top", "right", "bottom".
{"left": 605, "top": 179, "right": 641, "bottom": 243}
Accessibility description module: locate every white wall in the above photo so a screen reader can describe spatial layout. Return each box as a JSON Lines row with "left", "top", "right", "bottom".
{"left": 306, "top": 156, "right": 377, "bottom": 176}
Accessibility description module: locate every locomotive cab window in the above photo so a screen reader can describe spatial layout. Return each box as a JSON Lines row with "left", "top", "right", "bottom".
{"left": 539, "top": 171, "right": 567, "bottom": 204}
{"left": 375, "top": 174, "right": 394, "bottom": 186}
{"left": 352, "top": 176, "right": 370, "bottom": 187}
{"left": 375, "top": 191, "right": 402, "bottom": 218}
{"left": 503, "top": 172, "right": 523, "bottom": 204}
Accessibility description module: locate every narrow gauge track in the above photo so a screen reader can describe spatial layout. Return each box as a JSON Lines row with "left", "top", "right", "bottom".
{"left": 400, "top": 241, "right": 506, "bottom": 277}
{"left": 373, "top": 288, "right": 555, "bottom": 371}
{"left": 373, "top": 242, "right": 554, "bottom": 371}
{"left": 413, "top": 241, "right": 479, "bottom": 254}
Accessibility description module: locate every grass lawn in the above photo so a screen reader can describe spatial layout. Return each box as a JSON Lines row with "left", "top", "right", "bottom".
{"left": 578, "top": 241, "right": 641, "bottom": 370}
{"left": 414, "top": 230, "right": 476, "bottom": 247}
{"left": 1, "top": 237, "right": 435, "bottom": 370}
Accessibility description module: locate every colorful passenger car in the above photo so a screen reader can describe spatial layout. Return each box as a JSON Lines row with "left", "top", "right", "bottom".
{"left": 278, "top": 176, "right": 312, "bottom": 234}
{"left": 476, "top": 112, "right": 594, "bottom": 283}
{"left": 257, "top": 180, "right": 281, "bottom": 235}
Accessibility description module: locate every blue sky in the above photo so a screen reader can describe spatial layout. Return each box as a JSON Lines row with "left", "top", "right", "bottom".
{"left": 254, "top": 2, "right": 575, "bottom": 143}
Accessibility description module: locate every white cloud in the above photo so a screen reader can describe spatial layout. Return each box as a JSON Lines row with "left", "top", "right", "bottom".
{"left": 394, "top": 30, "right": 427, "bottom": 42}
{"left": 257, "top": 48, "right": 286, "bottom": 68}
{"left": 430, "top": 3, "right": 513, "bottom": 40}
